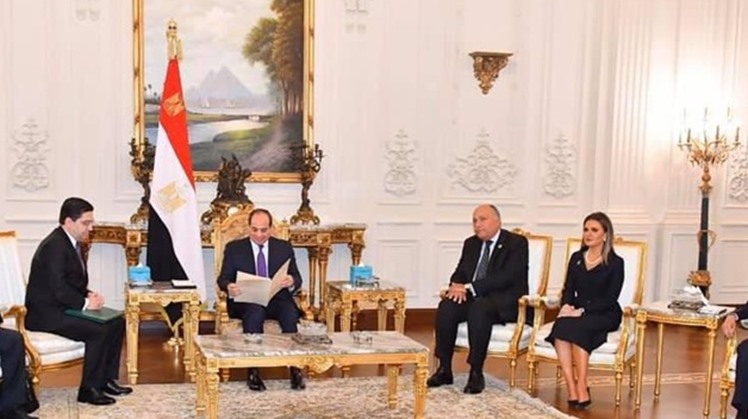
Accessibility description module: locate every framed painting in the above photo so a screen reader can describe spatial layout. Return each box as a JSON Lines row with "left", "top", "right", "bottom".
{"left": 132, "top": 0, "right": 314, "bottom": 183}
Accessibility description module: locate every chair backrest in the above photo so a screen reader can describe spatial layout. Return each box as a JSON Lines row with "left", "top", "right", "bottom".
{"left": 512, "top": 229, "right": 552, "bottom": 296}
{"left": 212, "top": 207, "right": 290, "bottom": 276}
{"left": 0, "top": 231, "right": 26, "bottom": 309}
{"left": 563, "top": 237, "right": 647, "bottom": 306}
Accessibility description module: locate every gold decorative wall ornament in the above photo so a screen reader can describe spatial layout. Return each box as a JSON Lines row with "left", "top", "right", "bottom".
{"left": 469, "top": 51, "right": 513, "bottom": 94}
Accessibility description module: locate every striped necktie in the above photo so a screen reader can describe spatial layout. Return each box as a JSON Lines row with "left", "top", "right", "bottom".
{"left": 474, "top": 240, "right": 492, "bottom": 281}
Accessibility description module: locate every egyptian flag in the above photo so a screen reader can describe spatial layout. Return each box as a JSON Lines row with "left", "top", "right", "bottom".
{"left": 147, "top": 59, "right": 207, "bottom": 302}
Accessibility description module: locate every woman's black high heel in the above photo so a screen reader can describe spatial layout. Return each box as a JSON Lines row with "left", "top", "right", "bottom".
{"left": 575, "top": 387, "right": 591, "bottom": 409}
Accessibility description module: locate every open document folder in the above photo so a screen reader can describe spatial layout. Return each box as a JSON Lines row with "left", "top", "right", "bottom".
{"left": 233, "top": 259, "right": 290, "bottom": 306}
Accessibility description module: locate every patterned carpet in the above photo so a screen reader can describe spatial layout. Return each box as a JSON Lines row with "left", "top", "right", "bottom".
{"left": 35, "top": 374, "right": 574, "bottom": 419}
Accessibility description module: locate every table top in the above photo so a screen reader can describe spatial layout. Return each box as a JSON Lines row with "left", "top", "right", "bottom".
{"left": 638, "top": 300, "right": 735, "bottom": 320}
{"left": 195, "top": 331, "right": 426, "bottom": 358}
{"left": 126, "top": 281, "right": 199, "bottom": 295}
{"left": 326, "top": 280, "right": 404, "bottom": 292}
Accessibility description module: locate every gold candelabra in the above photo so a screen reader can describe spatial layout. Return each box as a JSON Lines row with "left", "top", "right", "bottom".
{"left": 128, "top": 137, "right": 155, "bottom": 224}
{"left": 677, "top": 107, "right": 741, "bottom": 297}
{"left": 468, "top": 51, "right": 513, "bottom": 95}
{"left": 290, "top": 143, "right": 325, "bottom": 225}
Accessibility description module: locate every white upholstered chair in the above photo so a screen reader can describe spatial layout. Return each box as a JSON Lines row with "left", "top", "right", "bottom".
{"left": 719, "top": 335, "right": 738, "bottom": 419}
{"left": 525, "top": 237, "right": 647, "bottom": 405}
{"left": 0, "top": 230, "right": 85, "bottom": 393}
{"left": 442, "top": 229, "right": 553, "bottom": 388}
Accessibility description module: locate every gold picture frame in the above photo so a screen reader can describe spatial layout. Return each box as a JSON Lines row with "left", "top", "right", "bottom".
{"left": 131, "top": 0, "right": 314, "bottom": 183}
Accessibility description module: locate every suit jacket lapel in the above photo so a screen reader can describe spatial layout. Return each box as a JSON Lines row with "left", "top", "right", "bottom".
{"left": 245, "top": 238, "right": 257, "bottom": 274}
{"left": 489, "top": 229, "right": 508, "bottom": 266}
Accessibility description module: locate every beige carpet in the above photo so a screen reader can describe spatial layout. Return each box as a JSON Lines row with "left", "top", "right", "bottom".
{"left": 36, "top": 374, "right": 574, "bottom": 419}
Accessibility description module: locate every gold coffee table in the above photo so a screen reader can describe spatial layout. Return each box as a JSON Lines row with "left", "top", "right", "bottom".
{"left": 634, "top": 300, "right": 734, "bottom": 418}
{"left": 194, "top": 331, "right": 429, "bottom": 419}
{"left": 325, "top": 280, "right": 406, "bottom": 333}
{"left": 125, "top": 282, "right": 200, "bottom": 384}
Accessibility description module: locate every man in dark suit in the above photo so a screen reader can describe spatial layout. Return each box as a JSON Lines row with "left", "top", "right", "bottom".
{"left": 723, "top": 305, "right": 748, "bottom": 418}
{"left": 427, "top": 204, "right": 529, "bottom": 394}
{"left": 24, "top": 197, "right": 131, "bottom": 406}
{"left": 0, "top": 317, "right": 37, "bottom": 419}
{"left": 217, "top": 208, "right": 305, "bottom": 392}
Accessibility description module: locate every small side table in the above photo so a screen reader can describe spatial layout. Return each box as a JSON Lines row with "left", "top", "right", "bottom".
{"left": 124, "top": 282, "right": 200, "bottom": 384}
{"left": 634, "top": 300, "right": 734, "bottom": 418}
{"left": 325, "top": 280, "right": 406, "bottom": 334}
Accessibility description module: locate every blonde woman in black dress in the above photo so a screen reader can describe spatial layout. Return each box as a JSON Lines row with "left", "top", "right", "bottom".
{"left": 545, "top": 212, "right": 624, "bottom": 409}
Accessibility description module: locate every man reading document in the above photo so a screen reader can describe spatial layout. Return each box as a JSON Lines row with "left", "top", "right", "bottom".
{"left": 217, "top": 208, "right": 305, "bottom": 392}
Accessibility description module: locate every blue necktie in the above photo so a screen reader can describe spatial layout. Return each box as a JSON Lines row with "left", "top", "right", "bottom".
{"left": 257, "top": 245, "right": 268, "bottom": 277}
{"left": 474, "top": 240, "right": 492, "bottom": 282}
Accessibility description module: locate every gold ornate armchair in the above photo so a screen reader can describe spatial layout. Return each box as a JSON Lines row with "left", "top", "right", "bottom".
{"left": 525, "top": 237, "right": 647, "bottom": 405}
{"left": 211, "top": 207, "right": 313, "bottom": 335}
{"left": 719, "top": 335, "right": 739, "bottom": 419}
{"left": 434, "top": 229, "right": 553, "bottom": 388}
{"left": 0, "top": 231, "right": 85, "bottom": 393}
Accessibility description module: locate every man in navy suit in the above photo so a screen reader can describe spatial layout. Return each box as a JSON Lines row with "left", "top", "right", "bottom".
{"left": 0, "top": 319, "right": 37, "bottom": 419}
{"left": 723, "top": 305, "right": 748, "bottom": 419}
{"left": 427, "top": 204, "right": 529, "bottom": 394}
{"left": 217, "top": 208, "right": 305, "bottom": 391}
{"left": 24, "top": 197, "right": 131, "bottom": 406}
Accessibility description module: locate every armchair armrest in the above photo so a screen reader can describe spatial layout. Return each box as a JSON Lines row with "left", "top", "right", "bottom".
{"left": 1, "top": 305, "right": 42, "bottom": 383}
{"left": 721, "top": 334, "right": 738, "bottom": 382}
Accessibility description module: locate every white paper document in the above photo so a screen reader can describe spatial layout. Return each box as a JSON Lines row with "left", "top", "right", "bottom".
{"left": 233, "top": 259, "right": 291, "bottom": 306}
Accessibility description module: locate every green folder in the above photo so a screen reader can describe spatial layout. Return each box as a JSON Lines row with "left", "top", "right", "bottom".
{"left": 64, "top": 307, "right": 123, "bottom": 324}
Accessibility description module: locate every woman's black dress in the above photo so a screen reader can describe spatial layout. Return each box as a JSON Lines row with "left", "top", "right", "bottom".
{"left": 545, "top": 249, "right": 625, "bottom": 353}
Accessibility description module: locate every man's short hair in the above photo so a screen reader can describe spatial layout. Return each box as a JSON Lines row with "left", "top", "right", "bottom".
{"left": 248, "top": 208, "right": 273, "bottom": 227}
{"left": 58, "top": 197, "right": 94, "bottom": 224}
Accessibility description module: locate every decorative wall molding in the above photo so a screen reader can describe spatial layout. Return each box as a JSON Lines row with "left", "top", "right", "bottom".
{"left": 75, "top": 0, "right": 101, "bottom": 22}
{"left": 11, "top": 119, "right": 51, "bottom": 193}
{"left": 542, "top": 132, "right": 576, "bottom": 199}
{"left": 446, "top": 129, "right": 517, "bottom": 193}
{"left": 344, "top": 0, "right": 368, "bottom": 32}
{"left": 727, "top": 146, "right": 748, "bottom": 203}
{"left": 383, "top": 130, "right": 417, "bottom": 197}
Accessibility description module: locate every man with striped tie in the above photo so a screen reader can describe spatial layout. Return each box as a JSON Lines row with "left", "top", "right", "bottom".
{"left": 217, "top": 208, "right": 305, "bottom": 391}
{"left": 428, "top": 204, "right": 529, "bottom": 394}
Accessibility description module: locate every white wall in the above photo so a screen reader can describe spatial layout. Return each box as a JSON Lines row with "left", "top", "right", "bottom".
{"left": 2, "top": 0, "right": 748, "bottom": 309}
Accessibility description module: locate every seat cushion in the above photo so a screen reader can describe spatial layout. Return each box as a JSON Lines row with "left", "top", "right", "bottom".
{"left": 532, "top": 321, "right": 636, "bottom": 364}
{"left": 27, "top": 331, "right": 85, "bottom": 364}
{"left": 454, "top": 321, "right": 533, "bottom": 353}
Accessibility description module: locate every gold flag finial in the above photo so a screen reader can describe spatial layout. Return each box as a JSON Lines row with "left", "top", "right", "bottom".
{"left": 166, "top": 19, "right": 183, "bottom": 61}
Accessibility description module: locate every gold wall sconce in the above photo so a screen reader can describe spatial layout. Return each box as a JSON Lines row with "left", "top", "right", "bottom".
{"left": 469, "top": 51, "right": 513, "bottom": 94}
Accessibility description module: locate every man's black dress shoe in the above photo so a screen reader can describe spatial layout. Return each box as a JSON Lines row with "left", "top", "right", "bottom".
{"left": 102, "top": 379, "right": 133, "bottom": 396}
{"left": 77, "top": 387, "right": 116, "bottom": 405}
{"left": 290, "top": 367, "right": 306, "bottom": 390}
{"left": 426, "top": 368, "right": 454, "bottom": 388}
{"left": 247, "top": 368, "right": 266, "bottom": 391}
{"left": 463, "top": 370, "right": 485, "bottom": 394}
